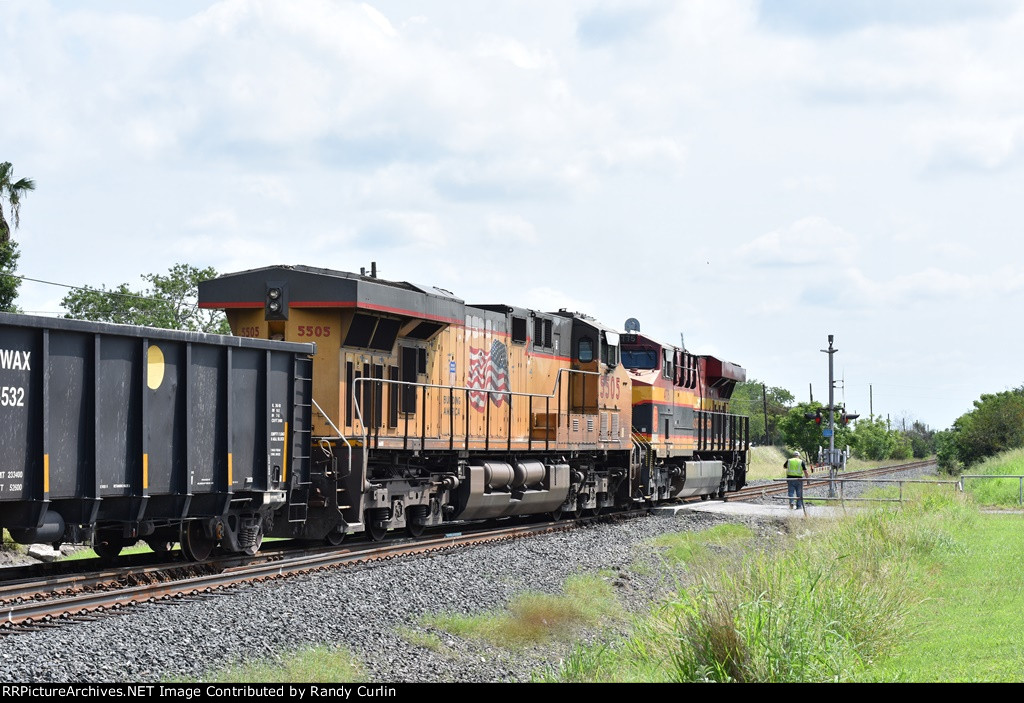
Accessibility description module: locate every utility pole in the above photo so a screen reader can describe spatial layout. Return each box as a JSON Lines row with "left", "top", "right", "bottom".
{"left": 821, "top": 335, "right": 839, "bottom": 497}
{"left": 870, "top": 384, "right": 873, "bottom": 419}
{"left": 809, "top": 383, "right": 813, "bottom": 404}
{"left": 762, "top": 383, "right": 770, "bottom": 446}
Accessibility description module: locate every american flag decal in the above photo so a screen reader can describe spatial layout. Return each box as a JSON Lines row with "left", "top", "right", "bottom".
{"left": 468, "top": 340, "right": 510, "bottom": 411}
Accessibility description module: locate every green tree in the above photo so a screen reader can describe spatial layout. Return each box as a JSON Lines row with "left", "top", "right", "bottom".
{"left": 731, "top": 380, "right": 794, "bottom": 445}
{"left": 61, "top": 263, "right": 230, "bottom": 333}
{"left": 0, "top": 239, "right": 20, "bottom": 313}
{"left": 777, "top": 401, "right": 853, "bottom": 460}
{"left": 946, "top": 388, "right": 1024, "bottom": 468}
{"left": 0, "top": 161, "right": 35, "bottom": 312}
{"left": 935, "top": 429, "right": 959, "bottom": 474}
{"left": 901, "top": 419, "right": 936, "bottom": 459}
{"left": 0, "top": 161, "right": 35, "bottom": 245}
{"left": 849, "top": 417, "right": 898, "bottom": 460}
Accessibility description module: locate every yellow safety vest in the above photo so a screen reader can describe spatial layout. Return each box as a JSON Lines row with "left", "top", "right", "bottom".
{"left": 786, "top": 458, "right": 803, "bottom": 477}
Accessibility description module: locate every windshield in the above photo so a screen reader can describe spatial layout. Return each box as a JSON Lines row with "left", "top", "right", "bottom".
{"left": 621, "top": 348, "right": 659, "bottom": 370}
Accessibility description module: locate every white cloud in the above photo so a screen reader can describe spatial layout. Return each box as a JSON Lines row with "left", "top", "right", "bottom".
{"left": 916, "top": 118, "right": 1024, "bottom": 172}
{"left": 740, "top": 217, "right": 859, "bottom": 267}
{"left": 475, "top": 36, "right": 554, "bottom": 70}
{"left": 185, "top": 209, "right": 239, "bottom": 231}
{"left": 239, "top": 176, "right": 295, "bottom": 206}
{"left": 483, "top": 214, "right": 539, "bottom": 245}
{"left": 5, "top": 0, "right": 1024, "bottom": 430}
{"left": 520, "top": 286, "right": 595, "bottom": 317}
{"left": 361, "top": 3, "right": 399, "bottom": 38}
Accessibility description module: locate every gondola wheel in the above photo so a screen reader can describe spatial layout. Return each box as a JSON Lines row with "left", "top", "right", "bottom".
{"left": 180, "top": 521, "right": 215, "bottom": 562}
{"left": 324, "top": 529, "right": 346, "bottom": 546}
{"left": 93, "top": 536, "right": 125, "bottom": 560}
{"left": 145, "top": 538, "right": 174, "bottom": 554}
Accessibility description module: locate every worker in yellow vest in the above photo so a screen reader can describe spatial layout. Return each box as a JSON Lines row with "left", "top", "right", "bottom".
{"left": 784, "top": 449, "right": 809, "bottom": 509}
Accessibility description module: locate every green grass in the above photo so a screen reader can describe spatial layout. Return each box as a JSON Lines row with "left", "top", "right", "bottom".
{"left": 181, "top": 645, "right": 364, "bottom": 683}
{"left": 396, "top": 626, "right": 448, "bottom": 653}
{"left": 540, "top": 487, "right": 978, "bottom": 682}
{"left": 649, "top": 524, "right": 753, "bottom": 566}
{"left": 1, "top": 529, "right": 22, "bottom": 552}
{"left": 746, "top": 446, "right": 789, "bottom": 482}
{"left": 961, "top": 448, "right": 1024, "bottom": 507}
{"left": 859, "top": 511, "right": 1024, "bottom": 681}
{"left": 424, "top": 572, "right": 621, "bottom": 648}
{"left": 59, "top": 541, "right": 154, "bottom": 561}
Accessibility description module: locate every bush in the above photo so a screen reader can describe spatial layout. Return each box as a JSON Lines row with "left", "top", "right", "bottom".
{"left": 777, "top": 402, "right": 853, "bottom": 459}
{"left": 849, "top": 418, "right": 896, "bottom": 460}
{"left": 942, "top": 388, "right": 1024, "bottom": 469}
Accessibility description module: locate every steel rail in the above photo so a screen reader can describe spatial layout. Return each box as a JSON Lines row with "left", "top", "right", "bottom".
{"left": 728, "top": 459, "right": 937, "bottom": 502}
{"left": 0, "top": 518, "right": 593, "bottom": 630}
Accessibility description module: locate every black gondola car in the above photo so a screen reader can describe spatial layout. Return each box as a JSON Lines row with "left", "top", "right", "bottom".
{"left": 0, "top": 313, "right": 314, "bottom": 559}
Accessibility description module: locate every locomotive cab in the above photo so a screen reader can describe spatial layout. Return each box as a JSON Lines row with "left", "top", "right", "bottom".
{"left": 620, "top": 326, "right": 750, "bottom": 501}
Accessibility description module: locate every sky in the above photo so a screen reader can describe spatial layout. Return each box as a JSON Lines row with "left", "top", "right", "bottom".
{"left": 3, "top": 0, "right": 1023, "bottom": 431}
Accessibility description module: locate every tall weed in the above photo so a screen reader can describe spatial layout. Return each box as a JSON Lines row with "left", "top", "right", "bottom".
{"left": 962, "top": 448, "right": 1024, "bottom": 507}
{"left": 542, "top": 486, "right": 972, "bottom": 683}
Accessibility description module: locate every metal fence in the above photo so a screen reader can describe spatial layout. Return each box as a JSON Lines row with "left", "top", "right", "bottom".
{"left": 772, "top": 474, "right": 1024, "bottom": 507}
{"left": 960, "top": 474, "right": 1024, "bottom": 505}
{"left": 771, "top": 477, "right": 960, "bottom": 508}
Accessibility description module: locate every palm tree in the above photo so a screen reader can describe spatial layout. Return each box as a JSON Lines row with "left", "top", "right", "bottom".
{"left": 0, "top": 161, "right": 34, "bottom": 311}
{"left": 0, "top": 161, "right": 36, "bottom": 243}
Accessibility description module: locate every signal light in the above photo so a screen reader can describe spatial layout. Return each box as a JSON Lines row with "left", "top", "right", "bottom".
{"left": 841, "top": 412, "right": 860, "bottom": 425}
{"left": 265, "top": 282, "right": 289, "bottom": 321}
{"left": 803, "top": 410, "right": 823, "bottom": 425}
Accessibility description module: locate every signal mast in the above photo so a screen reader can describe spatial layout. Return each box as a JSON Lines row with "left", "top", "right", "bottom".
{"left": 804, "top": 335, "right": 859, "bottom": 496}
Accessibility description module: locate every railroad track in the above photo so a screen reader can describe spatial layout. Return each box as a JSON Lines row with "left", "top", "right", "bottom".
{"left": 1, "top": 460, "right": 936, "bottom": 633}
{"left": 728, "top": 459, "right": 937, "bottom": 503}
{"left": 0, "top": 516, "right": 606, "bottom": 634}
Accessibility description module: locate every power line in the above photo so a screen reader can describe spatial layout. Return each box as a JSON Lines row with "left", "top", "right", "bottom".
{"left": 2, "top": 271, "right": 190, "bottom": 306}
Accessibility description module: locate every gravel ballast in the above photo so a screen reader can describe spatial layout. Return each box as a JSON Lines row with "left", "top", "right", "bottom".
{"left": 0, "top": 510, "right": 778, "bottom": 684}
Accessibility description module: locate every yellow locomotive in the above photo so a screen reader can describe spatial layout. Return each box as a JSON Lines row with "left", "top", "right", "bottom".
{"left": 198, "top": 264, "right": 747, "bottom": 544}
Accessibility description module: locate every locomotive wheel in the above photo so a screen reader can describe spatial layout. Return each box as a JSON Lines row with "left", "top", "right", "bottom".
{"left": 571, "top": 498, "right": 584, "bottom": 519}
{"left": 548, "top": 508, "right": 563, "bottom": 522}
{"left": 324, "top": 529, "right": 346, "bottom": 546}
{"left": 405, "top": 521, "right": 425, "bottom": 538}
{"left": 405, "top": 506, "right": 429, "bottom": 539}
{"left": 366, "top": 510, "right": 389, "bottom": 542}
{"left": 700, "top": 494, "right": 709, "bottom": 501}
{"left": 93, "top": 536, "right": 125, "bottom": 560}
{"left": 180, "top": 521, "right": 215, "bottom": 562}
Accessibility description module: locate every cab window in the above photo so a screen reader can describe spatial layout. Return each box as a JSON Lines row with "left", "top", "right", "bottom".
{"left": 578, "top": 337, "right": 594, "bottom": 363}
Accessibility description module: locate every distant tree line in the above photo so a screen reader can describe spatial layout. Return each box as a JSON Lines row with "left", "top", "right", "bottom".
{"left": 934, "top": 387, "right": 1024, "bottom": 473}
{"left": 734, "top": 380, "right": 936, "bottom": 464}
{"left": 60, "top": 263, "right": 229, "bottom": 334}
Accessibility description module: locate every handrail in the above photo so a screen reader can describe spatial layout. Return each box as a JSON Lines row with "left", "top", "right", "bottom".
{"left": 311, "top": 398, "right": 353, "bottom": 476}
{"left": 350, "top": 366, "right": 608, "bottom": 451}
